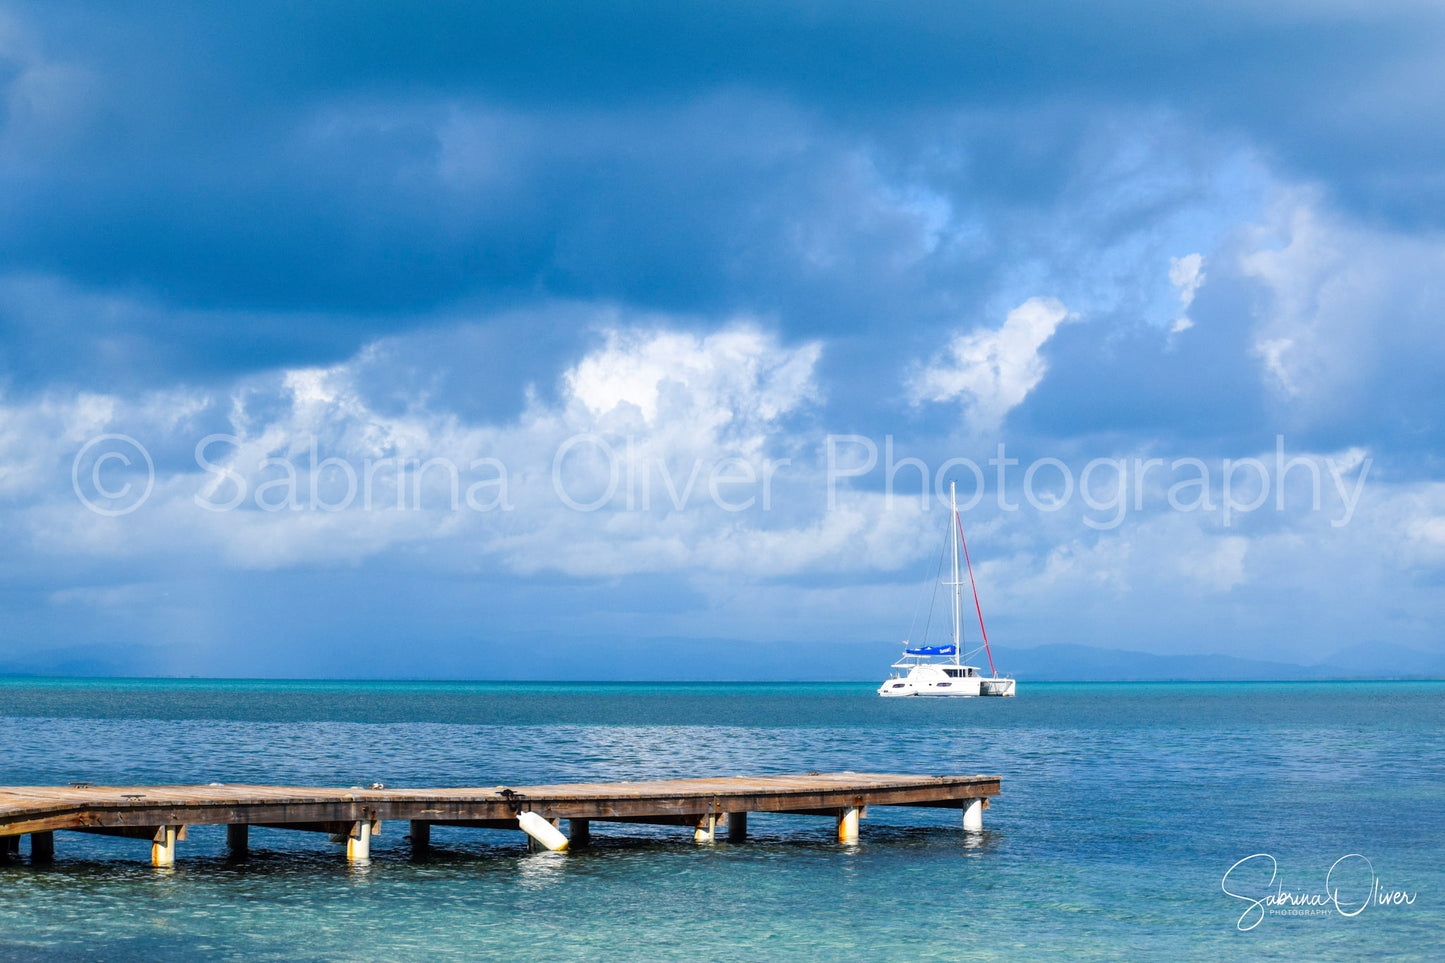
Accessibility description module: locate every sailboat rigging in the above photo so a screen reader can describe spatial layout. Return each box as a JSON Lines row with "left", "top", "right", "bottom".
{"left": 877, "top": 481, "right": 1017, "bottom": 698}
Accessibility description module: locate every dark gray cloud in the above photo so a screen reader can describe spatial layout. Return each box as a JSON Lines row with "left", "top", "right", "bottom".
{"left": 3, "top": 0, "right": 1443, "bottom": 392}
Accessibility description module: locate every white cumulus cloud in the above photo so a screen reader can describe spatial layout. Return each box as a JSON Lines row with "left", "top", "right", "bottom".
{"left": 910, "top": 297, "right": 1075, "bottom": 433}
{"left": 1241, "top": 191, "right": 1445, "bottom": 423}
{"left": 1169, "top": 252, "right": 1205, "bottom": 333}
{"left": 565, "top": 325, "right": 820, "bottom": 434}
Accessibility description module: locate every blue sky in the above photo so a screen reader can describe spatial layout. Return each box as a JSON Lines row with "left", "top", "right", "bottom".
{"left": 1, "top": 1, "right": 1442, "bottom": 678}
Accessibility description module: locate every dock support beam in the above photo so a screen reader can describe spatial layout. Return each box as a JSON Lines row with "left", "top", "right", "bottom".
{"left": 31, "top": 831, "right": 54, "bottom": 862}
{"left": 2, "top": 836, "right": 18, "bottom": 860}
{"left": 837, "top": 806, "right": 860, "bottom": 843}
{"left": 726, "top": 812, "right": 747, "bottom": 842}
{"left": 346, "top": 821, "right": 373, "bottom": 861}
{"left": 694, "top": 813, "right": 718, "bottom": 843}
{"left": 226, "top": 824, "right": 249, "bottom": 857}
{"left": 409, "top": 820, "right": 431, "bottom": 854}
{"left": 962, "top": 798, "right": 984, "bottom": 832}
{"left": 517, "top": 811, "right": 569, "bottom": 852}
{"left": 152, "top": 826, "right": 182, "bottom": 868}
{"left": 568, "top": 819, "right": 590, "bottom": 847}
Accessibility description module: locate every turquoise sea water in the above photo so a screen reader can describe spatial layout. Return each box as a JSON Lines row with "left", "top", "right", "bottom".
{"left": 0, "top": 679, "right": 1440, "bottom": 961}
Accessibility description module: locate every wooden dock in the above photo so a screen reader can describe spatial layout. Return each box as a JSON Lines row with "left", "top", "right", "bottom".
{"left": 0, "top": 772, "right": 1001, "bottom": 865}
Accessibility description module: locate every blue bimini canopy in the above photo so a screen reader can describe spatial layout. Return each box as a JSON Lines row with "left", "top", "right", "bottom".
{"left": 905, "top": 645, "right": 957, "bottom": 656}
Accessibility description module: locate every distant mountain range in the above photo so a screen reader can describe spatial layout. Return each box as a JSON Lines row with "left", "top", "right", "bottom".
{"left": 1, "top": 639, "right": 1442, "bottom": 682}
{"left": 991, "top": 642, "right": 1445, "bottom": 682}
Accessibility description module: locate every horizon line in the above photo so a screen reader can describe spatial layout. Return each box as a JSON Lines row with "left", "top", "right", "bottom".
{"left": 3, "top": 674, "right": 1443, "bottom": 685}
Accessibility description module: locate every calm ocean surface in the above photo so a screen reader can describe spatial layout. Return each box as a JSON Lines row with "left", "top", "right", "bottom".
{"left": 0, "top": 679, "right": 1440, "bottom": 961}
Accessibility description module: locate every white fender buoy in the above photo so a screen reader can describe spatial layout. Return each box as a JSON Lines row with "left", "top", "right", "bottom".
{"left": 516, "top": 811, "right": 570, "bottom": 852}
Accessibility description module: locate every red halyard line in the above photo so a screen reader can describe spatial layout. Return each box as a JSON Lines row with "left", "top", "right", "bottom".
{"left": 956, "top": 510, "right": 996, "bottom": 677}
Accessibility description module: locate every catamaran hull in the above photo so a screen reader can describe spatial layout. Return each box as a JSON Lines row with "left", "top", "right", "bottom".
{"left": 877, "top": 674, "right": 1016, "bottom": 697}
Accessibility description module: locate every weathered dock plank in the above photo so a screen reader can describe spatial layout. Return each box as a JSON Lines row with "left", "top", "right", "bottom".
{"left": 0, "top": 772, "right": 1000, "bottom": 863}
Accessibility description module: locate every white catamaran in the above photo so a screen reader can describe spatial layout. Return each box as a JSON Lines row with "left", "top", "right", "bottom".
{"left": 878, "top": 481, "right": 1017, "bottom": 698}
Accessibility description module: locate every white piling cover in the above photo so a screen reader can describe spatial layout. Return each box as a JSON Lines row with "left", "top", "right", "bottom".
{"left": 346, "top": 820, "right": 372, "bottom": 861}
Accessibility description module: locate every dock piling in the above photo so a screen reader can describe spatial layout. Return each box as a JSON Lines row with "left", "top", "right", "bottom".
{"left": 226, "top": 824, "right": 249, "bottom": 857}
{"left": 30, "top": 831, "right": 54, "bottom": 862}
{"left": 962, "top": 798, "right": 984, "bottom": 832}
{"left": 568, "top": 819, "right": 590, "bottom": 847}
{"left": 837, "top": 806, "right": 860, "bottom": 843}
{"left": 346, "top": 820, "right": 374, "bottom": 861}
{"left": 409, "top": 820, "right": 431, "bottom": 853}
{"left": 151, "top": 826, "right": 182, "bottom": 868}
{"left": 726, "top": 812, "right": 747, "bottom": 842}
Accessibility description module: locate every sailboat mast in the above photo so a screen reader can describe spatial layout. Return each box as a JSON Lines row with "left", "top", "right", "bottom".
{"left": 950, "top": 481, "right": 961, "bottom": 666}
